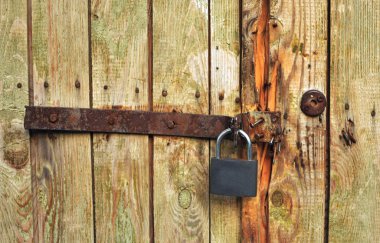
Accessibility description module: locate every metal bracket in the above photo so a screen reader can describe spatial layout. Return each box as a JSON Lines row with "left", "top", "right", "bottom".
{"left": 239, "top": 111, "right": 282, "bottom": 143}
{"left": 24, "top": 106, "right": 281, "bottom": 142}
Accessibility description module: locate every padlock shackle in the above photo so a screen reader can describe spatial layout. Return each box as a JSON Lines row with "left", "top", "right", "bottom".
{"left": 216, "top": 128, "right": 252, "bottom": 160}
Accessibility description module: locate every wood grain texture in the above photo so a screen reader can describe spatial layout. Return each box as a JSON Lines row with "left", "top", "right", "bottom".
{"left": 91, "top": 0, "right": 150, "bottom": 242}
{"left": 242, "top": 0, "right": 328, "bottom": 241}
{"left": 268, "top": 0, "right": 327, "bottom": 242}
{"left": 152, "top": 0, "right": 209, "bottom": 242}
{"left": 209, "top": 0, "right": 241, "bottom": 242}
{"left": 241, "top": 2, "right": 260, "bottom": 241}
{"left": 31, "top": 0, "right": 93, "bottom": 241}
{"left": 329, "top": 0, "right": 380, "bottom": 242}
{"left": 0, "top": 0, "right": 32, "bottom": 241}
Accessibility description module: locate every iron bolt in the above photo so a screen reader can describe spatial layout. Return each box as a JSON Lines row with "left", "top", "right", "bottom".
{"left": 167, "top": 120, "right": 175, "bottom": 129}
{"left": 49, "top": 113, "right": 58, "bottom": 123}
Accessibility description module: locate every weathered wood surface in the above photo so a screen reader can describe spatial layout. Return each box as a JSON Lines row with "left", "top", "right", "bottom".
{"left": 329, "top": 0, "right": 380, "bottom": 242}
{"left": 152, "top": 0, "right": 209, "bottom": 242}
{"left": 0, "top": 0, "right": 32, "bottom": 241}
{"left": 242, "top": 0, "right": 328, "bottom": 241}
{"left": 91, "top": 0, "right": 150, "bottom": 242}
{"left": 209, "top": 0, "right": 241, "bottom": 242}
{"left": 31, "top": 0, "right": 93, "bottom": 241}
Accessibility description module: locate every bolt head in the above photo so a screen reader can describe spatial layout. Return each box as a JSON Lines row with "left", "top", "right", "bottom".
{"left": 167, "top": 120, "right": 175, "bottom": 129}
{"left": 49, "top": 113, "right": 58, "bottom": 123}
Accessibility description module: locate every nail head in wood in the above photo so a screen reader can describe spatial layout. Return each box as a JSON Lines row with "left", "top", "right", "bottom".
{"left": 75, "top": 80, "right": 81, "bottom": 88}
{"left": 162, "top": 89, "right": 168, "bottom": 97}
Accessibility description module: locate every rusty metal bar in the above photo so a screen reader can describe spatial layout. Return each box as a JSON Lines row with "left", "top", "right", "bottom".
{"left": 24, "top": 106, "right": 281, "bottom": 141}
{"left": 24, "top": 106, "right": 232, "bottom": 139}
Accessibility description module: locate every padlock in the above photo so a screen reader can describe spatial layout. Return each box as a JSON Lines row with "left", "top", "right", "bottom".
{"left": 210, "top": 128, "right": 258, "bottom": 197}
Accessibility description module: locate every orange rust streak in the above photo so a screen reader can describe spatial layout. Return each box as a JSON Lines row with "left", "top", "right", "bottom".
{"left": 242, "top": 0, "right": 275, "bottom": 242}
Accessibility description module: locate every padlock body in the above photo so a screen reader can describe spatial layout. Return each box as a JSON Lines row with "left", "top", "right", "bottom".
{"left": 210, "top": 158, "right": 258, "bottom": 197}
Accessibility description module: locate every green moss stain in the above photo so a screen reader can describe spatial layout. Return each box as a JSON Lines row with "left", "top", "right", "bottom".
{"left": 116, "top": 203, "right": 136, "bottom": 243}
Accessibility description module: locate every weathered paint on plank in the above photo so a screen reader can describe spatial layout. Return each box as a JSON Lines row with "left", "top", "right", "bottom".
{"left": 0, "top": 0, "right": 32, "bottom": 241}
{"left": 329, "top": 0, "right": 380, "bottom": 242}
{"left": 91, "top": 0, "right": 150, "bottom": 242}
{"left": 209, "top": 0, "right": 241, "bottom": 242}
{"left": 152, "top": 0, "right": 209, "bottom": 242}
{"left": 31, "top": 0, "right": 93, "bottom": 241}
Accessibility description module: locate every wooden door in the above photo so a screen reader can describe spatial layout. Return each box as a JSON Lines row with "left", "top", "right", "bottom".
{"left": 0, "top": 0, "right": 379, "bottom": 242}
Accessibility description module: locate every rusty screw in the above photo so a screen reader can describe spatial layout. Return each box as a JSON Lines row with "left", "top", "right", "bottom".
{"left": 49, "top": 113, "right": 58, "bottom": 123}
{"left": 167, "top": 120, "right": 175, "bottom": 129}
{"left": 162, "top": 89, "right": 168, "bottom": 97}
{"left": 250, "top": 118, "right": 264, "bottom": 128}
{"left": 44, "top": 81, "right": 49, "bottom": 88}
{"left": 195, "top": 90, "right": 200, "bottom": 99}
{"left": 17, "top": 83, "right": 22, "bottom": 88}
{"left": 75, "top": 80, "right": 81, "bottom": 88}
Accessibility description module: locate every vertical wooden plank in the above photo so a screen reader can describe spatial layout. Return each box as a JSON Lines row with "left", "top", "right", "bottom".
{"left": 31, "top": 0, "right": 93, "bottom": 241}
{"left": 268, "top": 0, "right": 328, "bottom": 241}
{"left": 152, "top": 0, "right": 209, "bottom": 242}
{"left": 209, "top": 0, "right": 241, "bottom": 242}
{"left": 329, "top": 0, "right": 380, "bottom": 242}
{"left": 242, "top": 0, "right": 328, "bottom": 241}
{"left": 91, "top": 0, "right": 150, "bottom": 242}
{"left": 0, "top": 0, "right": 32, "bottom": 241}
{"left": 241, "top": 1, "right": 260, "bottom": 241}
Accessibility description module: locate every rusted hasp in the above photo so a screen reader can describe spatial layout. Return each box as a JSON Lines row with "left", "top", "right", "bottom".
{"left": 24, "top": 106, "right": 281, "bottom": 142}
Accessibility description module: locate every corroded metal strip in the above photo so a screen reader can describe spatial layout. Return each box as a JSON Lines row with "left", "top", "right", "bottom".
{"left": 24, "top": 106, "right": 281, "bottom": 141}
{"left": 24, "top": 106, "right": 232, "bottom": 139}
